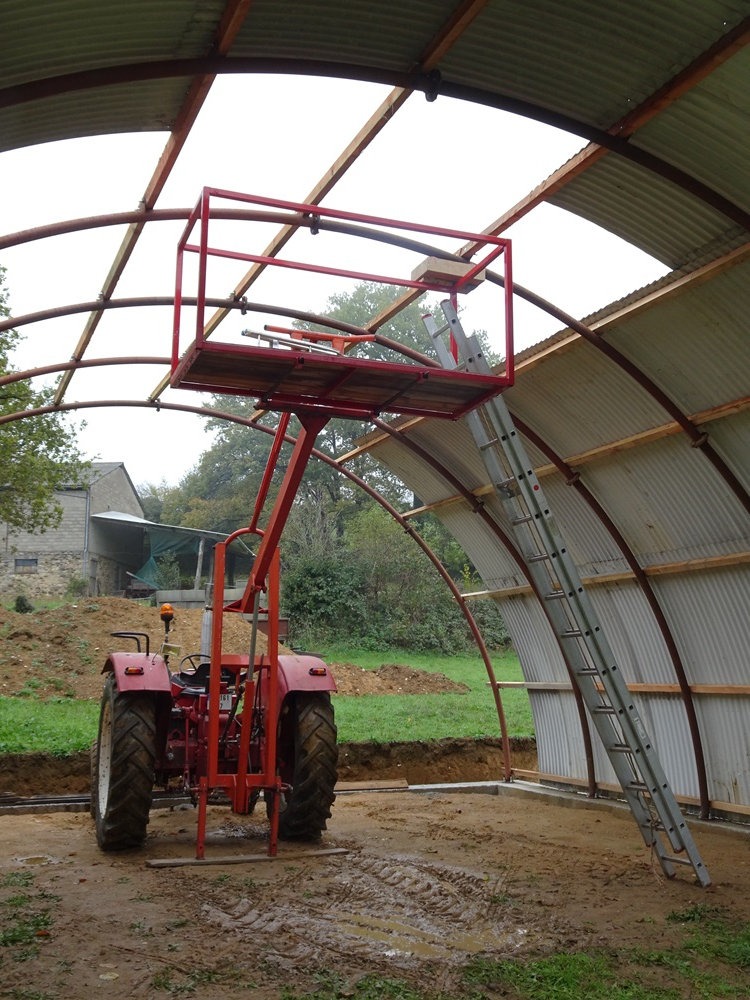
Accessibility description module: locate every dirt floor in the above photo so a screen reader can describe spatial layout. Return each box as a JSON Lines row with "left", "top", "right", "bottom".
{"left": 1, "top": 790, "right": 749, "bottom": 998}
{"left": 2, "top": 599, "right": 749, "bottom": 997}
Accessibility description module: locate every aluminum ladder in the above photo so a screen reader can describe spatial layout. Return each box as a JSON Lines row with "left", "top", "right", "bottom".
{"left": 423, "top": 301, "right": 710, "bottom": 886}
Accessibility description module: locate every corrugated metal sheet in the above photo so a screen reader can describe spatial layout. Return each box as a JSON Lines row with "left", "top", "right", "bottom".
{"left": 437, "top": 0, "right": 748, "bottom": 128}
{"left": 633, "top": 49, "right": 750, "bottom": 216}
{"left": 504, "top": 344, "right": 673, "bottom": 459}
{"left": 524, "top": 476, "right": 631, "bottom": 575}
{"left": 531, "top": 691, "right": 590, "bottom": 781}
{"left": 439, "top": 506, "right": 525, "bottom": 592}
{"left": 585, "top": 582, "right": 675, "bottom": 685}
{"left": 367, "top": 435, "right": 456, "bottom": 504}
{"left": 548, "top": 154, "right": 747, "bottom": 270}
{"left": 4, "top": 1, "right": 223, "bottom": 86}
{"left": 704, "top": 409, "right": 750, "bottom": 495}
{"left": 237, "top": 0, "right": 455, "bottom": 68}
{"left": 608, "top": 259, "right": 750, "bottom": 415}
{"left": 650, "top": 567, "right": 750, "bottom": 685}
{"left": 1, "top": 0, "right": 224, "bottom": 150}
{"left": 0, "top": 81, "right": 192, "bottom": 153}
{"left": 579, "top": 435, "right": 749, "bottom": 564}
{"left": 497, "top": 595, "right": 569, "bottom": 683}
{"left": 695, "top": 697, "right": 750, "bottom": 805}
{"left": 637, "top": 696, "right": 700, "bottom": 799}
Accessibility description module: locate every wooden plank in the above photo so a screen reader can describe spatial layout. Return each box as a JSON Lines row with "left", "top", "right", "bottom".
{"left": 512, "top": 769, "right": 750, "bottom": 817}
{"left": 495, "top": 681, "right": 750, "bottom": 695}
{"left": 146, "top": 847, "right": 349, "bottom": 869}
{"left": 464, "top": 551, "right": 750, "bottom": 604}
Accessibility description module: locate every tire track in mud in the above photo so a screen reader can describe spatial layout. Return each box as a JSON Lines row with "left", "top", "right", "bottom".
{"left": 200, "top": 850, "right": 568, "bottom": 973}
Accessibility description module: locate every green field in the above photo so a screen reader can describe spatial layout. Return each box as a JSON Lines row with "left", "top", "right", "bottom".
{"left": 0, "top": 647, "right": 532, "bottom": 755}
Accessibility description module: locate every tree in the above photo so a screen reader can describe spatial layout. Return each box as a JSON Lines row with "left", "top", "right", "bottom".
{"left": 0, "top": 267, "right": 89, "bottom": 532}
{"left": 137, "top": 479, "right": 172, "bottom": 523}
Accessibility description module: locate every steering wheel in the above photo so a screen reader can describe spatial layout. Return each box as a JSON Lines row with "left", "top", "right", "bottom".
{"left": 178, "top": 653, "right": 204, "bottom": 675}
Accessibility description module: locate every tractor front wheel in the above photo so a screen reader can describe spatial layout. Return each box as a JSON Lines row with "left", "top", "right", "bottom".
{"left": 95, "top": 673, "right": 157, "bottom": 850}
{"left": 271, "top": 692, "right": 337, "bottom": 840}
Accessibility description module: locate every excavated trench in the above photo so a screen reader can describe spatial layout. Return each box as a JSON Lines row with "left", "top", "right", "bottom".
{"left": 0, "top": 736, "right": 538, "bottom": 798}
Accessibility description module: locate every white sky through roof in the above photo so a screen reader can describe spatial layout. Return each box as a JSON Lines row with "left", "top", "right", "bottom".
{"left": 0, "top": 74, "right": 669, "bottom": 488}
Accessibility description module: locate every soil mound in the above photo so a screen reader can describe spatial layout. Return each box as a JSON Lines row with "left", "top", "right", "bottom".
{"left": 0, "top": 597, "right": 271, "bottom": 700}
{"left": 330, "top": 661, "right": 469, "bottom": 696}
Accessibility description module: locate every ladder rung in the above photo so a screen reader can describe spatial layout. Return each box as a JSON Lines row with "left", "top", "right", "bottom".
{"left": 609, "top": 743, "right": 632, "bottom": 753}
{"left": 561, "top": 629, "right": 583, "bottom": 639}
{"left": 545, "top": 591, "right": 566, "bottom": 601}
{"left": 512, "top": 514, "right": 534, "bottom": 525}
{"left": 480, "top": 438, "right": 500, "bottom": 450}
{"left": 662, "top": 854, "right": 693, "bottom": 867}
{"left": 576, "top": 666, "right": 599, "bottom": 675}
{"left": 592, "top": 705, "right": 615, "bottom": 714}
{"left": 494, "top": 478, "right": 516, "bottom": 491}
{"left": 528, "top": 553, "right": 551, "bottom": 563}
{"left": 629, "top": 781, "right": 649, "bottom": 791}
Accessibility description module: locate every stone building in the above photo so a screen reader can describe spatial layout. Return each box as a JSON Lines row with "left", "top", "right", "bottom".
{"left": 0, "top": 462, "right": 145, "bottom": 600}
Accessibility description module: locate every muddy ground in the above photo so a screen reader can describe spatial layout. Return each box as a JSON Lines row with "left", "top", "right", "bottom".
{"left": 1, "top": 790, "right": 749, "bottom": 998}
{"left": 2, "top": 599, "right": 749, "bottom": 997}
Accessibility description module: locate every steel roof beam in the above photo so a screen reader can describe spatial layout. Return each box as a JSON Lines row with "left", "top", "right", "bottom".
{"left": 53, "top": 0, "right": 255, "bottom": 406}
{"left": 148, "top": 0, "right": 492, "bottom": 401}
{"left": 6, "top": 57, "right": 747, "bottom": 236}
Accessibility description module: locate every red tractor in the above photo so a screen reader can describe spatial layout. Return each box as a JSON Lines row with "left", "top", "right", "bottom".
{"left": 90, "top": 189, "right": 512, "bottom": 859}
{"left": 92, "top": 596, "right": 338, "bottom": 855}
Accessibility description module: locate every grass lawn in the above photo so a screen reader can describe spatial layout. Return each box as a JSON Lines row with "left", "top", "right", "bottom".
{"left": 0, "top": 647, "right": 533, "bottom": 755}
{"left": 323, "top": 645, "right": 532, "bottom": 744}
{"left": 0, "top": 697, "right": 100, "bottom": 756}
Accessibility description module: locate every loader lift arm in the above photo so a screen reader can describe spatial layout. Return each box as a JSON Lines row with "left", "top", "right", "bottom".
{"left": 170, "top": 188, "right": 513, "bottom": 859}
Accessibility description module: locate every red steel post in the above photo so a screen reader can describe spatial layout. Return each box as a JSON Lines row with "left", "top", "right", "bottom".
{"left": 238, "top": 413, "right": 329, "bottom": 611}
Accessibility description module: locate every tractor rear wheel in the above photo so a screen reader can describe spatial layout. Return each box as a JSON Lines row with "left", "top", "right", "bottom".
{"left": 95, "top": 673, "right": 157, "bottom": 850}
{"left": 271, "top": 692, "right": 337, "bottom": 840}
{"left": 89, "top": 739, "right": 98, "bottom": 819}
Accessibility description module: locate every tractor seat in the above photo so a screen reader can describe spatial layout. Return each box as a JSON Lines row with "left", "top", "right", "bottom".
{"left": 173, "top": 661, "right": 235, "bottom": 690}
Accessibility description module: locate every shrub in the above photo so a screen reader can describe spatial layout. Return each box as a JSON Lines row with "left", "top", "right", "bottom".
{"left": 65, "top": 576, "right": 88, "bottom": 598}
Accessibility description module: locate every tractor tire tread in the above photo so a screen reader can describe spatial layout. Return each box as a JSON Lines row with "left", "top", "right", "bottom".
{"left": 96, "top": 674, "right": 156, "bottom": 851}
{"left": 277, "top": 693, "right": 337, "bottom": 841}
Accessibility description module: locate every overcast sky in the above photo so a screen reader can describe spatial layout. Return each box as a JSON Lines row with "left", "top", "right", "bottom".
{"left": 0, "top": 75, "right": 669, "bottom": 490}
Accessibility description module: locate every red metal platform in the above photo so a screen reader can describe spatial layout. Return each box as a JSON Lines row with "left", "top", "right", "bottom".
{"left": 171, "top": 338, "right": 505, "bottom": 419}
{"left": 170, "top": 188, "right": 514, "bottom": 419}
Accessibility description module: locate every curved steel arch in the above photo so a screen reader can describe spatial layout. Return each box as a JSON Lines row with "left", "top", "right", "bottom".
{"left": 0, "top": 388, "right": 513, "bottom": 780}
{"left": 1, "top": 58, "right": 748, "bottom": 233}
{"left": 2, "top": 207, "right": 747, "bottom": 517}
{"left": 2, "top": 198, "right": 747, "bottom": 514}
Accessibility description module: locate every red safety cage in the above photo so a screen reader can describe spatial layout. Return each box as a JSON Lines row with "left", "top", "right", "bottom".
{"left": 171, "top": 188, "right": 514, "bottom": 421}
